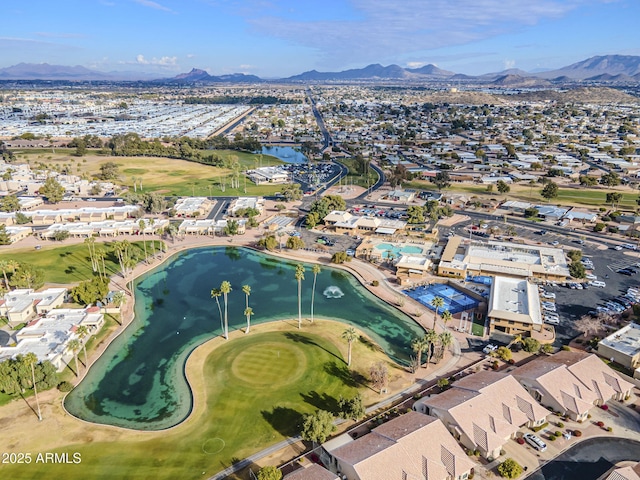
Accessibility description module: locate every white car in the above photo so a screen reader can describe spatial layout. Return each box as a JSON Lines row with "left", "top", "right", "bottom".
{"left": 590, "top": 281, "right": 606, "bottom": 288}
{"left": 542, "top": 304, "right": 557, "bottom": 312}
{"left": 585, "top": 274, "right": 597, "bottom": 281}
{"left": 541, "top": 292, "right": 556, "bottom": 299}
{"left": 524, "top": 433, "right": 547, "bottom": 452}
{"left": 483, "top": 344, "right": 498, "bottom": 354}
{"left": 544, "top": 317, "right": 560, "bottom": 325}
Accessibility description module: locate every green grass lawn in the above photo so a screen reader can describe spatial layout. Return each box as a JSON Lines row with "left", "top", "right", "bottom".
{"left": 405, "top": 179, "right": 638, "bottom": 210}
{"left": 14, "top": 148, "right": 285, "bottom": 197}
{"left": 471, "top": 319, "right": 485, "bottom": 336}
{"left": 336, "top": 158, "right": 379, "bottom": 188}
{"left": 1, "top": 329, "right": 362, "bottom": 479}
{"left": 0, "top": 241, "right": 161, "bottom": 285}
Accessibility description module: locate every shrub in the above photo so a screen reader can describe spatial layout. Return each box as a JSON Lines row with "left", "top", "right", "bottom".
{"left": 574, "top": 430, "right": 582, "bottom": 437}
{"left": 57, "top": 381, "right": 74, "bottom": 392}
{"left": 594, "top": 223, "right": 606, "bottom": 232}
{"left": 562, "top": 345, "right": 571, "bottom": 351}
{"left": 532, "top": 422, "right": 549, "bottom": 432}
{"left": 548, "top": 435, "right": 556, "bottom": 441}
{"left": 498, "top": 458, "right": 523, "bottom": 479}
{"left": 557, "top": 422, "right": 564, "bottom": 428}
{"left": 607, "top": 426, "right": 613, "bottom": 432}
{"left": 587, "top": 414, "right": 592, "bottom": 419}
{"left": 371, "top": 280, "right": 379, "bottom": 287}
{"left": 596, "top": 421, "right": 604, "bottom": 427}
{"left": 522, "top": 337, "right": 541, "bottom": 353}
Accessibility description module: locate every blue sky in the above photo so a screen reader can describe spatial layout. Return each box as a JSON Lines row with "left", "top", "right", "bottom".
{"left": 2, "top": 0, "right": 639, "bottom": 77}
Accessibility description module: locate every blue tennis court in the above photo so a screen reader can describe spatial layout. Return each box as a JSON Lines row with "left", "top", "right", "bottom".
{"left": 404, "top": 283, "right": 480, "bottom": 315}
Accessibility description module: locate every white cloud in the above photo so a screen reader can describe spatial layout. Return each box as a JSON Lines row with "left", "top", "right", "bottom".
{"left": 133, "top": 0, "right": 175, "bottom": 13}
{"left": 134, "top": 54, "right": 178, "bottom": 65}
{"left": 249, "top": 0, "right": 603, "bottom": 66}
{"left": 35, "top": 32, "right": 85, "bottom": 39}
{"left": 504, "top": 59, "right": 516, "bottom": 70}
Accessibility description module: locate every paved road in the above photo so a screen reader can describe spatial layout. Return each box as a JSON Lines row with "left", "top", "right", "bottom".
{"left": 526, "top": 437, "right": 640, "bottom": 480}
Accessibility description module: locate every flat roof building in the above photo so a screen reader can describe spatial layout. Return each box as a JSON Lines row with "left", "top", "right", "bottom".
{"left": 438, "top": 236, "right": 570, "bottom": 281}
{"left": 598, "top": 323, "right": 640, "bottom": 372}
{"left": 487, "top": 276, "right": 543, "bottom": 335}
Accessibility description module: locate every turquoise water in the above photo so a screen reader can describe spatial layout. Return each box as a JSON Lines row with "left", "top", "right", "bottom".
{"left": 64, "top": 247, "right": 424, "bottom": 430}
{"left": 375, "top": 243, "right": 424, "bottom": 259}
{"left": 261, "top": 146, "right": 308, "bottom": 164}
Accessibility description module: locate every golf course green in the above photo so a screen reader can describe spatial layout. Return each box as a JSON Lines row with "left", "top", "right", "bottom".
{"left": 1, "top": 326, "right": 372, "bottom": 479}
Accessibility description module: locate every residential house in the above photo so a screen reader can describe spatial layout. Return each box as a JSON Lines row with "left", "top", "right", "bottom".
{"left": 0, "top": 288, "right": 66, "bottom": 327}
{"left": 414, "top": 371, "right": 549, "bottom": 459}
{"left": 283, "top": 464, "right": 339, "bottom": 480}
{"left": 0, "top": 306, "right": 103, "bottom": 371}
{"left": 514, "top": 351, "right": 634, "bottom": 420}
{"left": 323, "top": 411, "right": 475, "bottom": 480}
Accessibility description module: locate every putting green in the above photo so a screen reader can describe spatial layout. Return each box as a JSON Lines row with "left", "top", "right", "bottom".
{"left": 0, "top": 327, "right": 368, "bottom": 480}
{"left": 231, "top": 342, "right": 306, "bottom": 386}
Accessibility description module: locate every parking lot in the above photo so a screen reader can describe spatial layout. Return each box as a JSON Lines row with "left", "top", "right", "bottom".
{"left": 447, "top": 217, "right": 640, "bottom": 344}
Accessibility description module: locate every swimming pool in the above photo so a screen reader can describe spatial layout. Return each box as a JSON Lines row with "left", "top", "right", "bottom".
{"left": 375, "top": 243, "right": 424, "bottom": 259}
{"left": 404, "top": 283, "right": 480, "bottom": 315}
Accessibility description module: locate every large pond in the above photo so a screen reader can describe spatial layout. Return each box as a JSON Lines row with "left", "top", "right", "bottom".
{"left": 260, "top": 146, "right": 308, "bottom": 164}
{"left": 64, "top": 247, "right": 424, "bottom": 430}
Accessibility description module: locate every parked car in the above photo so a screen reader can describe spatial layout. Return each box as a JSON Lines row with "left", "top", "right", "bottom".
{"left": 589, "top": 280, "right": 606, "bottom": 288}
{"left": 541, "top": 292, "right": 556, "bottom": 299}
{"left": 585, "top": 274, "right": 597, "bottom": 281}
{"left": 523, "top": 433, "right": 547, "bottom": 452}
{"left": 483, "top": 344, "right": 498, "bottom": 354}
{"left": 544, "top": 317, "right": 560, "bottom": 325}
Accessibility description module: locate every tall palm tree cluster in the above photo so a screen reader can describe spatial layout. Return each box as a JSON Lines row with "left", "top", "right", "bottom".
{"left": 411, "top": 328, "right": 453, "bottom": 372}
{"left": 209, "top": 262, "right": 324, "bottom": 339}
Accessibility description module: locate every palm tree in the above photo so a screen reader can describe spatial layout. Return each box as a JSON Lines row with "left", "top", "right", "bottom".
{"left": 411, "top": 336, "right": 427, "bottom": 370}
{"left": 244, "top": 307, "right": 254, "bottom": 333}
{"left": 242, "top": 285, "right": 251, "bottom": 333}
{"left": 430, "top": 296, "right": 445, "bottom": 330}
{"left": 138, "top": 219, "right": 148, "bottom": 264}
{"left": 310, "top": 264, "right": 321, "bottom": 323}
{"left": 94, "top": 246, "right": 107, "bottom": 279}
{"left": 112, "top": 291, "right": 125, "bottom": 308}
{"left": 294, "top": 264, "right": 305, "bottom": 329}
{"left": 0, "top": 259, "right": 19, "bottom": 290}
{"left": 24, "top": 353, "right": 42, "bottom": 421}
{"left": 441, "top": 310, "right": 452, "bottom": 330}
{"left": 85, "top": 237, "right": 97, "bottom": 273}
{"left": 68, "top": 339, "right": 81, "bottom": 376}
{"left": 76, "top": 325, "right": 89, "bottom": 366}
{"left": 424, "top": 329, "right": 439, "bottom": 369}
{"left": 342, "top": 327, "right": 358, "bottom": 366}
{"left": 437, "top": 331, "right": 453, "bottom": 363}
{"left": 220, "top": 281, "right": 232, "bottom": 339}
{"left": 210, "top": 288, "right": 224, "bottom": 336}
{"left": 0, "top": 260, "right": 10, "bottom": 290}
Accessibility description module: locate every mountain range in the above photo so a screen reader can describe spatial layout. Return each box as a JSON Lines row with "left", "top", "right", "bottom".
{"left": 1, "top": 55, "right": 639, "bottom": 84}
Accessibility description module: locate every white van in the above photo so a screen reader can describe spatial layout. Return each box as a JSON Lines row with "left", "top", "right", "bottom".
{"left": 590, "top": 280, "right": 606, "bottom": 288}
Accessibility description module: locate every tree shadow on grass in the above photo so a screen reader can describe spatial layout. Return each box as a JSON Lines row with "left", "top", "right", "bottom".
{"left": 261, "top": 406, "right": 303, "bottom": 438}
{"left": 284, "top": 332, "right": 341, "bottom": 362}
{"left": 323, "top": 361, "right": 365, "bottom": 389}
{"left": 300, "top": 390, "right": 339, "bottom": 414}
